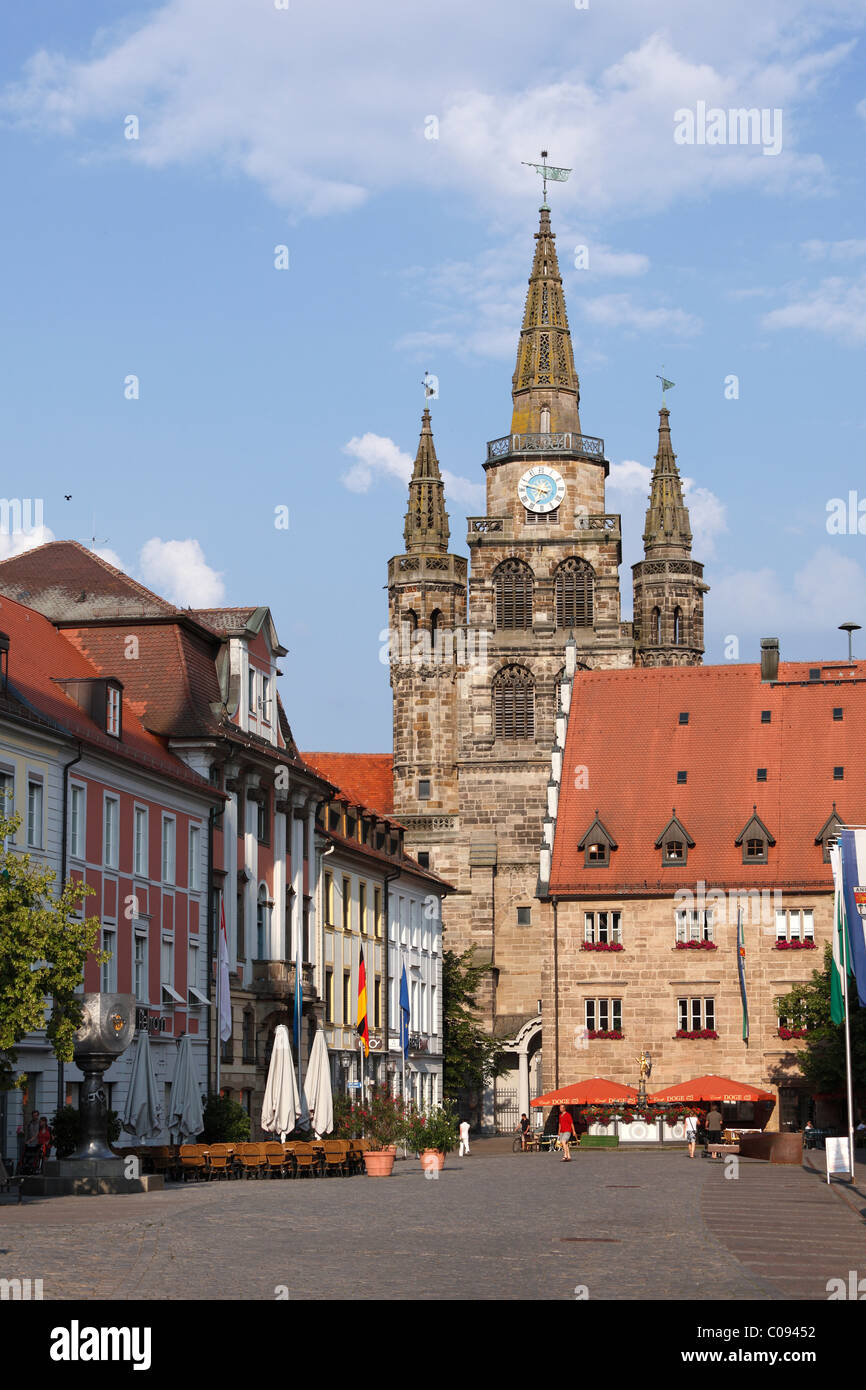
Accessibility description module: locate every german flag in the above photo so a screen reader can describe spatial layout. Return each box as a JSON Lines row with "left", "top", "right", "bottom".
{"left": 357, "top": 945, "right": 370, "bottom": 1058}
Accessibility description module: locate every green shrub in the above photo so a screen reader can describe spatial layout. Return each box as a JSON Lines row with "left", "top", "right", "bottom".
{"left": 51, "top": 1104, "right": 121, "bottom": 1158}
{"left": 200, "top": 1094, "right": 250, "bottom": 1143}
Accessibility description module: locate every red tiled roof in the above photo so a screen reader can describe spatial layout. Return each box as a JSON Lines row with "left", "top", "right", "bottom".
{"left": 0, "top": 595, "right": 217, "bottom": 792}
{"left": 0, "top": 540, "right": 179, "bottom": 619}
{"left": 302, "top": 752, "right": 394, "bottom": 817}
{"left": 549, "top": 660, "right": 864, "bottom": 896}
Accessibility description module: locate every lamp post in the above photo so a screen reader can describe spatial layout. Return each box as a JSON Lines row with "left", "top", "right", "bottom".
{"left": 839, "top": 622, "right": 861, "bottom": 662}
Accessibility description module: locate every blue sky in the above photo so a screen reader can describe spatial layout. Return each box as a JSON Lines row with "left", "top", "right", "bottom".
{"left": 2, "top": 0, "right": 866, "bottom": 750}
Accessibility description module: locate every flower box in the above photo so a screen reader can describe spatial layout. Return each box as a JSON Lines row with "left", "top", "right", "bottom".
{"left": 774, "top": 940, "right": 816, "bottom": 950}
{"left": 581, "top": 941, "right": 624, "bottom": 952}
{"left": 674, "top": 1028, "right": 719, "bottom": 1040}
{"left": 777, "top": 1027, "right": 809, "bottom": 1039}
{"left": 587, "top": 1029, "right": 624, "bottom": 1040}
{"left": 675, "top": 940, "right": 717, "bottom": 950}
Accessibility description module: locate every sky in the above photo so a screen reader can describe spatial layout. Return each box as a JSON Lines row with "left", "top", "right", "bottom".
{"left": 2, "top": 0, "right": 866, "bottom": 750}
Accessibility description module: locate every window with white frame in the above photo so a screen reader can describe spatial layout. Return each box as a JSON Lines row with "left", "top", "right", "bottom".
{"left": 675, "top": 908, "right": 714, "bottom": 943}
{"left": 133, "top": 929, "right": 148, "bottom": 1003}
{"left": 70, "top": 784, "right": 86, "bottom": 860}
{"left": 678, "top": 997, "right": 715, "bottom": 1031}
{"left": 261, "top": 675, "right": 271, "bottom": 723}
{"left": 257, "top": 885, "right": 271, "bottom": 959}
{"left": 359, "top": 880, "right": 367, "bottom": 934}
{"left": 248, "top": 667, "right": 256, "bottom": 719}
{"left": 134, "top": 806, "right": 148, "bottom": 877}
{"left": 775, "top": 909, "right": 814, "bottom": 942}
{"left": 189, "top": 824, "right": 201, "bottom": 891}
{"left": 411, "top": 898, "right": 419, "bottom": 948}
{"left": 106, "top": 683, "right": 121, "bottom": 738}
{"left": 27, "top": 777, "right": 44, "bottom": 849}
{"left": 0, "top": 768, "right": 13, "bottom": 846}
{"left": 188, "top": 937, "right": 208, "bottom": 1006}
{"left": 161, "top": 934, "right": 183, "bottom": 1003}
{"left": 161, "top": 816, "right": 176, "bottom": 885}
{"left": 101, "top": 927, "right": 117, "bottom": 993}
{"left": 584, "top": 998, "right": 622, "bottom": 1032}
{"left": 584, "top": 910, "right": 622, "bottom": 944}
{"left": 420, "top": 981, "right": 427, "bottom": 1033}
{"left": 104, "top": 796, "right": 119, "bottom": 870}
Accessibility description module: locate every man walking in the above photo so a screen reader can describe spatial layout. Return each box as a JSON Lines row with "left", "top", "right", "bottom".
{"left": 705, "top": 1105, "right": 723, "bottom": 1157}
{"left": 458, "top": 1119, "right": 471, "bottom": 1157}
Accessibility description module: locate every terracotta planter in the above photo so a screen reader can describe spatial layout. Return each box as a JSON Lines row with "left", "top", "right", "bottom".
{"left": 363, "top": 1150, "right": 396, "bottom": 1177}
{"left": 420, "top": 1149, "right": 445, "bottom": 1173}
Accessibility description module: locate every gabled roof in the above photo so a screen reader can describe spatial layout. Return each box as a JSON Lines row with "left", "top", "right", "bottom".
{"left": 189, "top": 605, "right": 287, "bottom": 656}
{"left": 548, "top": 661, "right": 866, "bottom": 896}
{"left": 654, "top": 811, "right": 695, "bottom": 850}
{"left": 577, "top": 813, "right": 617, "bottom": 851}
{"left": 734, "top": 807, "right": 775, "bottom": 847}
{"left": 0, "top": 540, "right": 180, "bottom": 620}
{"left": 301, "top": 752, "right": 394, "bottom": 818}
{"left": 0, "top": 595, "right": 218, "bottom": 794}
{"left": 815, "top": 804, "right": 844, "bottom": 844}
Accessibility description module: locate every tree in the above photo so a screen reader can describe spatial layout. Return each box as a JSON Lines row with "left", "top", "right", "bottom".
{"left": 775, "top": 943, "right": 866, "bottom": 1096}
{"left": 0, "top": 809, "right": 102, "bottom": 1091}
{"left": 441, "top": 948, "right": 505, "bottom": 1101}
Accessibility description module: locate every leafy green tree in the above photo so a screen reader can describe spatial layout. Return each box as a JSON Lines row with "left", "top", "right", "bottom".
{"left": 442, "top": 948, "right": 505, "bottom": 1101}
{"left": 775, "top": 943, "right": 866, "bottom": 1094}
{"left": 0, "top": 809, "right": 101, "bottom": 1090}
{"left": 200, "top": 1094, "right": 251, "bottom": 1143}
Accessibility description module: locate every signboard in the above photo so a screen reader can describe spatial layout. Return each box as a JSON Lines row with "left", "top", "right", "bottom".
{"left": 826, "top": 1136, "right": 852, "bottom": 1181}
{"left": 347, "top": 1081, "right": 362, "bottom": 1091}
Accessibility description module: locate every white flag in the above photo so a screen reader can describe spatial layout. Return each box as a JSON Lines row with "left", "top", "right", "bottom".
{"left": 218, "top": 895, "right": 232, "bottom": 1043}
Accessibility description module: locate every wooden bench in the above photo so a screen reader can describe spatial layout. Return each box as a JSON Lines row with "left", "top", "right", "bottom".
{"left": 704, "top": 1143, "right": 739, "bottom": 1159}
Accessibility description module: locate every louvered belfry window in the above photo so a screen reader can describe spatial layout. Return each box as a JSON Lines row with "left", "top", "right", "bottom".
{"left": 555, "top": 558, "right": 594, "bottom": 628}
{"left": 494, "top": 559, "right": 533, "bottom": 630}
{"left": 493, "top": 665, "right": 535, "bottom": 740}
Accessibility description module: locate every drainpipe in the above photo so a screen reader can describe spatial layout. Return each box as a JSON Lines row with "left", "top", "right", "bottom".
{"left": 57, "top": 743, "right": 83, "bottom": 1114}
{"left": 207, "top": 804, "right": 220, "bottom": 1096}
{"left": 382, "top": 864, "right": 401, "bottom": 1094}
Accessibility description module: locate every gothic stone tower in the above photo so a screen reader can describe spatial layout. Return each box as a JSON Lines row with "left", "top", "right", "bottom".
{"left": 390, "top": 205, "right": 634, "bottom": 1125}
{"left": 632, "top": 404, "right": 708, "bottom": 666}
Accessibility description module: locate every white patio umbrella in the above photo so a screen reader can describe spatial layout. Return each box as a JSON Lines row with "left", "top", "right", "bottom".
{"left": 120, "top": 1029, "right": 164, "bottom": 1139}
{"left": 304, "top": 1029, "right": 334, "bottom": 1138}
{"left": 261, "top": 1024, "right": 303, "bottom": 1141}
{"left": 168, "top": 1035, "right": 204, "bottom": 1142}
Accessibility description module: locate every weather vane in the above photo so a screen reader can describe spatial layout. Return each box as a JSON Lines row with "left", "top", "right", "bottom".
{"left": 656, "top": 369, "right": 675, "bottom": 406}
{"left": 521, "top": 149, "right": 571, "bottom": 209}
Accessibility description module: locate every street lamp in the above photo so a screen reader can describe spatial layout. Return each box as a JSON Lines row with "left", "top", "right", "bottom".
{"left": 839, "top": 622, "right": 861, "bottom": 661}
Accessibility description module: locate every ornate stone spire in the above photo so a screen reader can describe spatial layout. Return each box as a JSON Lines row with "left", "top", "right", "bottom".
{"left": 403, "top": 408, "right": 450, "bottom": 554}
{"left": 642, "top": 406, "right": 692, "bottom": 556}
{"left": 510, "top": 207, "right": 581, "bottom": 436}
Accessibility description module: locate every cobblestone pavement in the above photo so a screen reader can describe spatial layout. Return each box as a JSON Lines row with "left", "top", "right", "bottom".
{"left": 1, "top": 1150, "right": 864, "bottom": 1301}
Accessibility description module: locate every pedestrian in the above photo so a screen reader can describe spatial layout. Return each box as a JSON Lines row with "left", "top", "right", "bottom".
{"left": 458, "top": 1119, "right": 471, "bottom": 1157}
{"left": 557, "top": 1103, "right": 576, "bottom": 1161}
{"left": 518, "top": 1112, "right": 531, "bottom": 1150}
{"left": 36, "top": 1116, "right": 52, "bottom": 1160}
{"left": 684, "top": 1111, "right": 698, "bottom": 1159}
{"left": 705, "top": 1105, "right": 723, "bottom": 1156}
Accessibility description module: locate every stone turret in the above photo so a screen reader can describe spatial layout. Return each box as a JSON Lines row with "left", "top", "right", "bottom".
{"left": 510, "top": 207, "right": 581, "bottom": 437}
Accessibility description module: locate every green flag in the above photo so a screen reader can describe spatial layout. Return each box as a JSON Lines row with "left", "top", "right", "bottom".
{"left": 830, "top": 843, "right": 851, "bottom": 1025}
{"left": 660, "top": 377, "right": 675, "bottom": 392}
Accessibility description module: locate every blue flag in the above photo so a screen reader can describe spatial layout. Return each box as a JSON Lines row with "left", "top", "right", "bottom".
{"left": 399, "top": 962, "right": 410, "bottom": 1058}
{"left": 736, "top": 910, "right": 748, "bottom": 1043}
{"left": 838, "top": 830, "right": 866, "bottom": 1007}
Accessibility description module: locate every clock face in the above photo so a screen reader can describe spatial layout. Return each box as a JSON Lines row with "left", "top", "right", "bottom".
{"left": 518, "top": 466, "right": 566, "bottom": 514}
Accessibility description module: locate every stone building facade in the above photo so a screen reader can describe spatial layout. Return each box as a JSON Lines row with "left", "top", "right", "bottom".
{"left": 386, "top": 204, "right": 709, "bottom": 1127}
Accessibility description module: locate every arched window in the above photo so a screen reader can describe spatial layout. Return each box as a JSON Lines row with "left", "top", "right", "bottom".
{"left": 651, "top": 607, "right": 661, "bottom": 643}
{"left": 492, "top": 664, "right": 535, "bottom": 740}
{"left": 405, "top": 609, "right": 418, "bottom": 632}
{"left": 494, "top": 559, "right": 534, "bottom": 630}
{"left": 673, "top": 607, "right": 684, "bottom": 645}
{"left": 555, "top": 558, "right": 594, "bottom": 628}
{"left": 540, "top": 405, "right": 551, "bottom": 434}
{"left": 430, "top": 609, "right": 442, "bottom": 636}
{"left": 256, "top": 884, "right": 270, "bottom": 960}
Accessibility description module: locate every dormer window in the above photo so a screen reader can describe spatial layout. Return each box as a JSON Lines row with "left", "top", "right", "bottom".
{"left": 587, "top": 842, "right": 607, "bottom": 863}
{"left": 106, "top": 683, "right": 121, "bottom": 738}
{"left": 579, "top": 813, "right": 617, "bottom": 869}
{"left": 736, "top": 806, "right": 775, "bottom": 866}
{"left": 666, "top": 840, "right": 684, "bottom": 860}
{"left": 656, "top": 812, "right": 695, "bottom": 867}
{"left": 816, "top": 805, "right": 844, "bottom": 864}
{"left": 745, "top": 837, "right": 765, "bottom": 860}
{"left": 261, "top": 675, "right": 271, "bottom": 723}
{"left": 248, "top": 667, "right": 256, "bottom": 716}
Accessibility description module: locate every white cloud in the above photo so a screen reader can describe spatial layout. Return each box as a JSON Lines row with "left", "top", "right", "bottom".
{"left": 0, "top": 524, "right": 55, "bottom": 561}
{"left": 801, "top": 238, "right": 866, "bottom": 261}
{"left": 138, "top": 537, "right": 225, "bottom": 606}
{"left": 712, "top": 545, "right": 866, "bottom": 637}
{"left": 608, "top": 459, "right": 651, "bottom": 496}
{"left": 340, "top": 432, "right": 483, "bottom": 507}
{"left": 0, "top": 4, "right": 851, "bottom": 222}
{"left": 762, "top": 274, "right": 866, "bottom": 343}
{"left": 682, "top": 479, "right": 728, "bottom": 558}
{"left": 583, "top": 294, "right": 702, "bottom": 337}
{"left": 93, "top": 546, "right": 127, "bottom": 571}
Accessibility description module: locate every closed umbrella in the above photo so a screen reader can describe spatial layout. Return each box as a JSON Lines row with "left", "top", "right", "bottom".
{"left": 120, "top": 1029, "right": 164, "bottom": 1139}
{"left": 261, "top": 1024, "right": 303, "bottom": 1141}
{"left": 168, "top": 1035, "right": 204, "bottom": 1142}
{"left": 304, "top": 1029, "right": 334, "bottom": 1138}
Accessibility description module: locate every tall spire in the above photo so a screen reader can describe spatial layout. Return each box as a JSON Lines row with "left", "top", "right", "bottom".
{"left": 642, "top": 405, "right": 692, "bottom": 556}
{"left": 510, "top": 207, "right": 581, "bottom": 436}
{"left": 403, "top": 408, "right": 450, "bottom": 554}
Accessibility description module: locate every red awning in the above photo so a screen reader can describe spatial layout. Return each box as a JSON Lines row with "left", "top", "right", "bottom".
{"left": 530, "top": 1078, "right": 640, "bottom": 1108}
{"left": 647, "top": 1074, "right": 776, "bottom": 1104}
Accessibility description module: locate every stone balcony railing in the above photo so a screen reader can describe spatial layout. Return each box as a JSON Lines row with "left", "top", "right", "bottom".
{"left": 250, "top": 959, "right": 315, "bottom": 1001}
{"left": 387, "top": 553, "right": 468, "bottom": 584}
{"left": 486, "top": 431, "right": 605, "bottom": 462}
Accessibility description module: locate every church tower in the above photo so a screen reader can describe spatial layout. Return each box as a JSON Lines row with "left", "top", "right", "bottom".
{"left": 388, "top": 409, "right": 467, "bottom": 871}
{"left": 632, "top": 404, "right": 708, "bottom": 666}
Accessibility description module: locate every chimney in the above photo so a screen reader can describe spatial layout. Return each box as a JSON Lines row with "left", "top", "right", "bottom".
{"left": 760, "top": 638, "right": 779, "bottom": 683}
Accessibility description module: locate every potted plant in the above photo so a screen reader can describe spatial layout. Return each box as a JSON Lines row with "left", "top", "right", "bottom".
{"left": 407, "top": 1102, "right": 458, "bottom": 1172}
{"left": 337, "top": 1088, "right": 408, "bottom": 1176}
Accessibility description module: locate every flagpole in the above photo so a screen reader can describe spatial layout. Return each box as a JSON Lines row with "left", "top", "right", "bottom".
{"left": 840, "top": 879, "right": 856, "bottom": 1181}
{"left": 216, "top": 890, "right": 222, "bottom": 1096}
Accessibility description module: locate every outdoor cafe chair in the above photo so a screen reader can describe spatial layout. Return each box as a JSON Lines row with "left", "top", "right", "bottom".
{"left": 289, "top": 1141, "right": 318, "bottom": 1177}
{"left": 234, "top": 1143, "right": 266, "bottom": 1178}
{"left": 179, "top": 1144, "right": 208, "bottom": 1181}
{"left": 263, "top": 1142, "right": 289, "bottom": 1177}
{"left": 320, "top": 1140, "right": 349, "bottom": 1176}
{"left": 206, "top": 1143, "right": 234, "bottom": 1179}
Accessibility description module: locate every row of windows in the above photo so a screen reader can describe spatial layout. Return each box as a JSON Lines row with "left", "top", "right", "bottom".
{"left": 248, "top": 665, "right": 272, "bottom": 725}
{"left": 493, "top": 557, "right": 594, "bottom": 630}
{"left": 323, "top": 872, "right": 384, "bottom": 938}
{"left": 0, "top": 769, "right": 46, "bottom": 851}
{"left": 323, "top": 967, "right": 383, "bottom": 1029}
{"left": 645, "top": 606, "right": 688, "bottom": 646}
{"left": 76, "top": 791, "right": 202, "bottom": 888}
{"left": 584, "top": 998, "right": 715, "bottom": 1032}
{"left": 581, "top": 909, "right": 815, "bottom": 945}
{"left": 100, "top": 925, "right": 204, "bottom": 1010}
